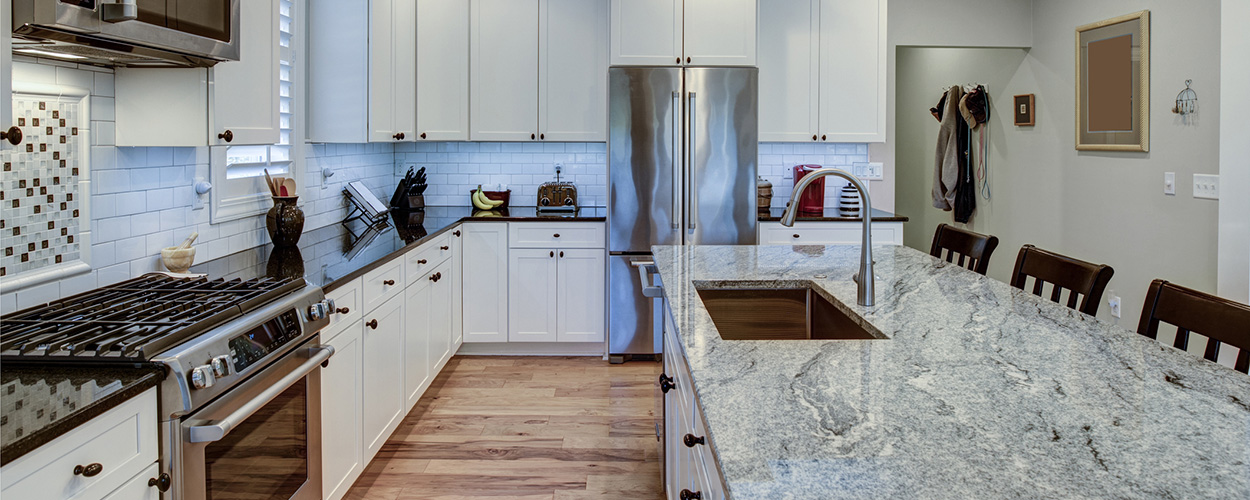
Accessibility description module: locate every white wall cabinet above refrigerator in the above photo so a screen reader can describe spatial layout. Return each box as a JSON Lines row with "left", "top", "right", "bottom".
{"left": 610, "top": 0, "right": 757, "bottom": 67}
{"left": 114, "top": 0, "right": 280, "bottom": 147}
{"left": 758, "top": 0, "right": 886, "bottom": 143}
{"left": 470, "top": 0, "right": 608, "bottom": 142}
{"left": 308, "top": 0, "right": 470, "bottom": 143}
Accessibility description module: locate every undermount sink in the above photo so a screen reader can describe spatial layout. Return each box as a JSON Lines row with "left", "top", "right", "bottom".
{"left": 695, "top": 284, "right": 886, "bottom": 341}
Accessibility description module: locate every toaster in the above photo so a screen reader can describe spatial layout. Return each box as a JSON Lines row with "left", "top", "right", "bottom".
{"left": 537, "top": 181, "right": 578, "bottom": 211}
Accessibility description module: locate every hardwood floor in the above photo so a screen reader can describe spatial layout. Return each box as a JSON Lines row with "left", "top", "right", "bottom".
{"left": 345, "top": 356, "right": 665, "bottom": 500}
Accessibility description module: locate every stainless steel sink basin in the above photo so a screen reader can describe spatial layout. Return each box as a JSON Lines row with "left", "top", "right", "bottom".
{"left": 695, "top": 285, "right": 886, "bottom": 341}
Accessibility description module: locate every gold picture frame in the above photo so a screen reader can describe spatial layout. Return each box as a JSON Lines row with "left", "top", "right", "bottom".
{"left": 1075, "top": 10, "right": 1150, "bottom": 152}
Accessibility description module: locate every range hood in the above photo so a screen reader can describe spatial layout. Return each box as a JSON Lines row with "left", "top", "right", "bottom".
{"left": 11, "top": 0, "right": 240, "bottom": 68}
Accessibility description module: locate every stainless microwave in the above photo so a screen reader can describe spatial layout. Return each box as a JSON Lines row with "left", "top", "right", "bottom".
{"left": 12, "top": 0, "right": 241, "bottom": 67}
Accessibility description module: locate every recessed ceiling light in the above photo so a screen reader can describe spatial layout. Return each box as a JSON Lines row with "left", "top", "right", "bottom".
{"left": 15, "top": 49, "right": 88, "bottom": 60}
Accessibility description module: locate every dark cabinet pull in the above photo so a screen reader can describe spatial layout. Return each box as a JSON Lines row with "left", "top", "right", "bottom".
{"left": 440, "top": 245, "right": 450, "bottom": 250}
{"left": 383, "top": 279, "right": 395, "bottom": 286}
{"left": 453, "top": 230, "right": 461, "bottom": 237}
{"left": 659, "top": 374, "right": 676, "bottom": 393}
{"left": 420, "top": 132, "right": 427, "bottom": 139}
{"left": 335, "top": 307, "right": 350, "bottom": 314}
{"left": 686, "top": 57, "right": 691, "bottom": 64}
{"left": 417, "top": 259, "right": 428, "bottom": 264}
{"left": 430, "top": 272, "right": 442, "bottom": 282}
{"left": 676, "top": 57, "right": 681, "bottom": 64}
{"left": 812, "top": 134, "right": 818, "bottom": 141}
{"left": 73, "top": 463, "right": 103, "bottom": 477}
{"left": 2, "top": 126, "right": 23, "bottom": 145}
{"left": 821, "top": 134, "right": 827, "bottom": 141}
{"left": 539, "top": 133, "right": 545, "bottom": 140}
{"left": 367, "top": 319, "right": 378, "bottom": 330}
{"left": 148, "top": 473, "right": 172, "bottom": 492}
{"left": 550, "top": 251, "right": 555, "bottom": 258}
{"left": 680, "top": 490, "right": 702, "bottom": 500}
{"left": 559, "top": 251, "right": 564, "bottom": 258}
{"left": 393, "top": 132, "right": 405, "bottom": 140}
{"left": 531, "top": 133, "right": 536, "bottom": 140}
{"left": 793, "top": 234, "right": 800, "bottom": 238}
{"left": 218, "top": 130, "right": 234, "bottom": 142}
{"left": 553, "top": 233, "right": 561, "bottom": 238}
{"left": 683, "top": 433, "right": 706, "bottom": 447}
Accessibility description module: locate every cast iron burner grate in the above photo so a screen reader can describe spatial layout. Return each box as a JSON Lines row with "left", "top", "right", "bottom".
{"left": 1, "top": 274, "right": 304, "bottom": 361}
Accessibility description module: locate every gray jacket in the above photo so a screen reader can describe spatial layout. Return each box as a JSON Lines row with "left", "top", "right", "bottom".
{"left": 933, "top": 85, "right": 963, "bottom": 210}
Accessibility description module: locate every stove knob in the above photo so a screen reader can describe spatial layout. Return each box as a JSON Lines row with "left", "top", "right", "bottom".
{"left": 190, "top": 365, "right": 215, "bottom": 390}
{"left": 211, "top": 355, "right": 232, "bottom": 378}
{"left": 308, "top": 302, "right": 326, "bottom": 321}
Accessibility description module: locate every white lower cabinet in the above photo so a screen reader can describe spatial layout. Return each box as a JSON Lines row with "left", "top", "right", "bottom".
{"left": 557, "top": 248, "right": 606, "bottom": 343}
{"left": 758, "top": 220, "right": 904, "bottom": 246}
{"left": 507, "top": 246, "right": 606, "bottom": 344}
{"left": 100, "top": 462, "right": 160, "bottom": 500}
{"left": 462, "top": 223, "right": 510, "bottom": 343}
{"left": 508, "top": 248, "right": 560, "bottom": 342}
{"left": 404, "top": 276, "right": 434, "bottom": 409}
{"left": 361, "top": 294, "right": 406, "bottom": 459}
{"left": 322, "top": 319, "right": 364, "bottom": 500}
{"left": 662, "top": 299, "right": 726, "bottom": 500}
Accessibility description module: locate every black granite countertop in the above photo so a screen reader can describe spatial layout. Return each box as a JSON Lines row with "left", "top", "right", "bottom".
{"left": 758, "top": 207, "right": 908, "bottom": 222}
{"left": 0, "top": 363, "right": 165, "bottom": 466}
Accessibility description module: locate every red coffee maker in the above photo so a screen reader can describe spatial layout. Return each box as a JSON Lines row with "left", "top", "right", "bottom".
{"left": 793, "top": 165, "right": 825, "bottom": 215}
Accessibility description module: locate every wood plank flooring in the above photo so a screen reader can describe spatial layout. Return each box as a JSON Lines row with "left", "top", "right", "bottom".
{"left": 345, "top": 356, "right": 665, "bottom": 500}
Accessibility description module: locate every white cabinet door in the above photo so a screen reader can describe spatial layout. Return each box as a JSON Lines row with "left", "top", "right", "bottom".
{"left": 1, "top": 0, "right": 11, "bottom": 136}
{"left": 818, "top": 0, "right": 885, "bottom": 142}
{"left": 417, "top": 0, "right": 470, "bottom": 141}
{"left": 429, "top": 260, "right": 454, "bottom": 367}
{"left": 361, "top": 294, "right": 405, "bottom": 460}
{"left": 683, "top": 0, "right": 757, "bottom": 66}
{"left": 471, "top": 0, "right": 539, "bottom": 141}
{"left": 610, "top": 0, "right": 681, "bottom": 66}
{"left": 370, "top": 0, "right": 418, "bottom": 143}
{"left": 450, "top": 228, "right": 464, "bottom": 348}
{"left": 101, "top": 462, "right": 161, "bottom": 500}
{"left": 321, "top": 321, "right": 363, "bottom": 500}
{"left": 209, "top": 0, "right": 280, "bottom": 146}
{"left": 539, "top": 0, "right": 609, "bottom": 142}
{"left": 403, "top": 278, "right": 432, "bottom": 410}
{"left": 462, "top": 223, "right": 509, "bottom": 343}
{"left": 306, "top": 0, "right": 370, "bottom": 143}
{"left": 557, "top": 248, "right": 605, "bottom": 342}
{"left": 508, "top": 248, "right": 559, "bottom": 342}
{"left": 758, "top": 0, "right": 819, "bottom": 142}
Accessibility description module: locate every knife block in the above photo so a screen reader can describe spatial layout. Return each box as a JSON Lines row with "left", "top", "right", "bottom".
{"left": 393, "top": 194, "right": 424, "bottom": 211}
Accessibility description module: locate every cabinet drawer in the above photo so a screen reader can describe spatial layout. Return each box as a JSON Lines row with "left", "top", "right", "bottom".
{"left": 759, "top": 222, "right": 900, "bottom": 246}
{"left": 406, "top": 232, "right": 454, "bottom": 282}
{"left": 362, "top": 258, "right": 405, "bottom": 312}
{"left": 509, "top": 222, "right": 604, "bottom": 248}
{"left": 102, "top": 462, "right": 160, "bottom": 500}
{"left": 323, "top": 277, "right": 362, "bottom": 343}
{"left": 690, "top": 412, "right": 726, "bottom": 500}
{"left": 1, "top": 389, "right": 158, "bottom": 500}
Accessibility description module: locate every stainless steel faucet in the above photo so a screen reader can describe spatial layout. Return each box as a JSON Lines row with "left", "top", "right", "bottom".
{"left": 780, "top": 168, "right": 874, "bottom": 307}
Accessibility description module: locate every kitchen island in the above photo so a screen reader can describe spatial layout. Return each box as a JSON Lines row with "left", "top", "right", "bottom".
{"left": 653, "top": 244, "right": 1250, "bottom": 499}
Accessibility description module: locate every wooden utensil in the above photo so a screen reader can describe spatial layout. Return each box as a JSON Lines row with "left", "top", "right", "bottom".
{"left": 281, "top": 178, "right": 296, "bottom": 197}
{"left": 263, "top": 169, "right": 278, "bottom": 197}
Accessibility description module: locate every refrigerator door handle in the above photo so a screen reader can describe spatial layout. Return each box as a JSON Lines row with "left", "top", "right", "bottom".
{"left": 687, "top": 91, "right": 697, "bottom": 233}
{"left": 671, "top": 91, "right": 682, "bottom": 230}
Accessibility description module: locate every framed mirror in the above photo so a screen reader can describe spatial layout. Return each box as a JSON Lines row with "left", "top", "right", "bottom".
{"left": 1076, "top": 10, "right": 1150, "bottom": 152}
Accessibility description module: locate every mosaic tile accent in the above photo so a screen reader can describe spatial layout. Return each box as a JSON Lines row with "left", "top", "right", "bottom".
{"left": 0, "top": 94, "right": 88, "bottom": 278}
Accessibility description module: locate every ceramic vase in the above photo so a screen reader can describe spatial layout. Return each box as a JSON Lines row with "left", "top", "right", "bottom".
{"left": 266, "top": 196, "right": 305, "bottom": 247}
{"left": 838, "top": 185, "right": 861, "bottom": 218}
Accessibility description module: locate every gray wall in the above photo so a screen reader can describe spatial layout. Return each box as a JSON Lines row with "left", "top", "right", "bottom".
{"left": 1219, "top": 0, "right": 1250, "bottom": 303}
{"left": 895, "top": 0, "right": 1223, "bottom": 330}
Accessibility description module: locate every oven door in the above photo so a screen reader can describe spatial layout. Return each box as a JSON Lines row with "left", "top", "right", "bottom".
{"left": 178, "top": 337, "right": 331, "bottom": 500}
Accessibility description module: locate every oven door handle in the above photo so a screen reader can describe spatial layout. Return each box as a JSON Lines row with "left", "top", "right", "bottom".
{"left": 187, "top": 345, "right": 334, "bottom": 444}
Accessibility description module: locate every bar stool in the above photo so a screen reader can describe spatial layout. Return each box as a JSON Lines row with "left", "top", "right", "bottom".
{"left": 929, "top": 224, "right": 999, "bottom": 275}
{"left": 1009, "top": 244, "right": 1114, "bottom": 316}
{"left": 1138, "top": 279, "right": 1250, "bottom": 373}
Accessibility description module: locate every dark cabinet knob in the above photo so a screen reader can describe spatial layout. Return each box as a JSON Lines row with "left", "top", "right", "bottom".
{"left": 2, "top": 126, "right": 23, "bottom": 145}
{"left": 218, "top": 130, "right": 234, "bottom": 142}
{"left": 383, "top": 279, "right": 395, "bottom": 286}
{"left": 531, "top": 133, "right": 536, "bottom": 140}
{"left": 550, "top": 251, "right": 555, "bottom": 258}
{"left": 683, "top": 433, "right": 706, "bottom": 447}
{"left": 676, "top": 57, "right": 681, "bottom": 64}
{"left": 335, "top": 307, "right": 350, "bottom": 314}
{"left": 539, "top": 133, "right": 545, "bottom": 140}
{"left": 453, "top": 230, "right": 461, "bottom": 237}
{"left": 821, "top": 134, "right": 827, "bottom": 141}
{"left": 686, "top": 57, "right": 691, "bottom": 64}
{"left": 553, "top": 233, "right": 561, "bottom": 238}
{"left": 393, "top": 132, "right": 405, "bottom": 140}
{"left": 812, "top": 134, "right": 818, "bottom": 141}
{"left": 420, "top": 132, "right": 427, "bottom": 139}
{"left": 559, "top": 251, "right": 564, "bottom": 258}
{"left": 430, "top": 272, "right": 442, "bottom": 282}
{"left": 73, "top": 463, "right": 104, "bottom": 477}
{"left": 148, "top": 473, "right": 172, "bottom": 492}
{"left": 417, "top": 259, "right": 428, "bottom": 264}
{"left": 793, "top": 234, "right": 800, "bottom": 238}
{"left": 680, "top": 490, "right": 702, "bottom": 500}
{"left": 440, "top": 245, "right": 450, "bottom": 250}
{"left": 659, "top": 374, "right": 676, "bottom": 393}
{"left": 367, "top": 319, "right": 378, "bottom": 330}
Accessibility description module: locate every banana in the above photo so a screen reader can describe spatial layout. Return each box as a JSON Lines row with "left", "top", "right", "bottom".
{"left": 471, "top": 187, "right": 493, "bottom": 210}
{"left": 484, "top": 195, "right": 505, "bottom": 208}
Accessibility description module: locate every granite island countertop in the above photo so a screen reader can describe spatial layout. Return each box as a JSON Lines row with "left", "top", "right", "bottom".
{"left": 652, "top": 244, "right": 1250, "bottom": 499}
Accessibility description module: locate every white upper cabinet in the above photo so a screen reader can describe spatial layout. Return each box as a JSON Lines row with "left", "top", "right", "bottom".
{"left": 611, "top": 0, "right": 757, "bottom": 67}
{"left": 369, "top": 0, "right": 417, "bottom": 142}
{"left": 758, "top": 0, "right": 886, "bottom": 143}
{"left": 758, "top": 0, "right": 818, "bottom": 142}
{"left": 1, "top": 0, "right": 12, "bottom": 137}
{"left": 540, "top": 0, "right": 609, "bottom": 142}
{"left": 610, "top": 0, "right": 682, "bottom": 66}
{"left": 417, "top": 0, "right": 470, "bottom": 141}
{"left": 209, "top": 0, "right": 280, "bottom": 146}
{"left": 116, "top": 0, "right": 279, "bottom": 147}
{"left": 471, "top": 0, "right": 540, "bottom": 141}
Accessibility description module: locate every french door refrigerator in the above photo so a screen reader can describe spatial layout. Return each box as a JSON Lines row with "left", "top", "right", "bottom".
{"left": 607, "top": 66, "right": 758, "bottom": 362}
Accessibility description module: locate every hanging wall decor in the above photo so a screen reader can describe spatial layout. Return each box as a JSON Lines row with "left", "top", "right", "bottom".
{"left": 1075, "top": 10, "right": 1150, "bottom": 152}
{"left": 1013, "top": 94, "right": 1035, "bottom": 126}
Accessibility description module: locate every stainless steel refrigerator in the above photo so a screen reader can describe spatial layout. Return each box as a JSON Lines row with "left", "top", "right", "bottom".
{"left": 607, "top": 66, "right": 758, "bottom": 362}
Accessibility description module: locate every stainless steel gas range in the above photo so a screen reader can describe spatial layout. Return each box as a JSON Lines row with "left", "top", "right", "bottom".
{"left": 1, "top": 274, "right": 336, "bottom": 500}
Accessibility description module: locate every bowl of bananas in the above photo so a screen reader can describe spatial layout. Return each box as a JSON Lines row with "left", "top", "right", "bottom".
{"left": 470, "top": 185, "right": 509, "bottom": 211}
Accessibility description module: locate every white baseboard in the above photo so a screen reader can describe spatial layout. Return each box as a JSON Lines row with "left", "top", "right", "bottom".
{"left": 454, "top": 342, "right": 605, "bottom": 356}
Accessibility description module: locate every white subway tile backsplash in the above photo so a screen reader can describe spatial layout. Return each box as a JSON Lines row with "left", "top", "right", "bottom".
{"left": 93, "top": 72, "right": 115, "bottom": 97}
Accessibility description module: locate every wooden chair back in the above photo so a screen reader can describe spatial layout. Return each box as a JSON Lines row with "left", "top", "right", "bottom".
{"left": 1137, "top": 279, "right": 1250, "bottom": 373}
{"left": 929, "top": 224, "right": 999, "bottom": 275}
{"left": 1009, "top": 244, "right": 1114, "bottom": 316}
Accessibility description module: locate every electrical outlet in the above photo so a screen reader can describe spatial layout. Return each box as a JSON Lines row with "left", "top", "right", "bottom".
{"left": 554, "top": 162, "right": 563, "bottom": 176}
{"left": 1163, "top": 172, "right": 1175, "bottom": 195}
{"left": 1108, "top": 295, "right": 1121, "bottom": 318}
{"left": 1193, "top": 174, "right": 1219, "bottom": 199}
{"left": 782, "top": 168, "right": 793, "bottom": 180}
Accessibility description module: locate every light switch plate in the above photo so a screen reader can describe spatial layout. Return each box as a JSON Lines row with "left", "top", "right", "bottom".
{"left": 1163, "top": 172, "right": 1175, "bottom": 195}
{"left": 1193, "top": 174, "right": 1219, "bottom": 199}
{"left": 851, "top": 162, "right": 884, "bottom": 180}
